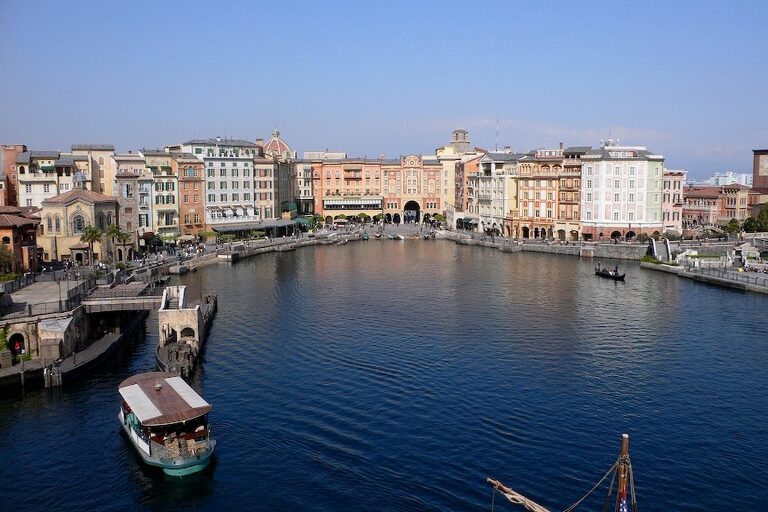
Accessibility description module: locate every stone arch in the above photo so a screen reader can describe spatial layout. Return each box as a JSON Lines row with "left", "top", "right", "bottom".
{"left": 522, "top": 226, "right": 530, "bottom": 239}
{"left": 393, "top": 213, "right": 401, "bottom": 225}
{"left": 180, "top": 327, "right": 196, "bottom": 338}
{"left": 534, "top": 227, "right": 540, "bottom": 238}
{"left": 8, "top": 332, "right": 25, "bottom": 357}
{"left": 611, "top": 230, "right": 622, "bottom": 240}
{"left": 117, "top": 248, "right": 123, "bottom": 261}
{"left": 403, "top": 200, "right": 420, "bottom": 224}
{"left": 626, "top": 230, "right": 636, "bottom": 240}
{"left": 557, "top": 229, "right": 566, "bottom": 241}
{"left": 422, "top": 213, "right": 431, "bottom": 223}
{"left": 1, "top": 236, "right": 10, "bottom": 244}
{"left": 385, "top": 213, "right": 392, "bottom": 224}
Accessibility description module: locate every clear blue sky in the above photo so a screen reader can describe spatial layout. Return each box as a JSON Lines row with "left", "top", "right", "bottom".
{"left": 1, "top": 0, "right": 766, "bottom": 179}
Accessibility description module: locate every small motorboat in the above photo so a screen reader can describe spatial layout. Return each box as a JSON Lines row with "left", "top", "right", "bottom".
{"left": 396, "top": 234, "right": 405, "bottom": 240}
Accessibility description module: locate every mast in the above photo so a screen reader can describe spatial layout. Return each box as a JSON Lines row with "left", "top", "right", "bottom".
{"left": 616, "top": 433, "right": 630, "bottom": 512}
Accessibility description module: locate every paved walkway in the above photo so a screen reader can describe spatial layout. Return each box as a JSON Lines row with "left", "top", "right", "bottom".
{"left": 9, "top": 279, "right": 86, "bottom": 306}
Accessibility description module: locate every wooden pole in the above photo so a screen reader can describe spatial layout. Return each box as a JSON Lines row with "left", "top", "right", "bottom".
{"left": 616, "top": 433, "right": 629, "bottom": 511}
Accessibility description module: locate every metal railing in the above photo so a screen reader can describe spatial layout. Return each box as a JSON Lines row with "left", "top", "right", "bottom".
{"left": 689, "top": 267, "right": 768, "bottom": 288}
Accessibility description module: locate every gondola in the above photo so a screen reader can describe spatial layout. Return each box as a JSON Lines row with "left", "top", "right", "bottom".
{"left": 595, "top": 266, "right": 625, "bottom": 281}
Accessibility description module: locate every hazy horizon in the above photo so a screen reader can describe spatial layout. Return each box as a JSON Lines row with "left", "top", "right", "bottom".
{"left": 1, "top": 0, "right": 766, "bottom": 180}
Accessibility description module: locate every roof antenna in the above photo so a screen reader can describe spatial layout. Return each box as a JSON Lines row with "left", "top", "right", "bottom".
{"left": 495, "top": 119, "right": 499, "bottom": 152}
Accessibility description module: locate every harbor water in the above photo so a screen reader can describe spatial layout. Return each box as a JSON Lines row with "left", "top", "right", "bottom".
{"left": 1, "top": 240, "right": 767, "bottom": 511}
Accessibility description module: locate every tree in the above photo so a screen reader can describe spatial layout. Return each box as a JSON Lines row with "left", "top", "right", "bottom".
{"left": 116, "top": 231, "right": 132, "bottom": 261}
{"left": 357, "top": 212, "right": 370, "bottom": 224}
{"left": 0, "top": 244, "right": 12, "bottom": 274}
{"left": 743, "top": 217, "right": 757, "bottom": 233}
{"left": 757, "top": 204, "right": 768, "bottom": 232}
{"left": 433, "top": 213, "right": 446, "bottom": 223}
{"left": 726, "top": 217, "right": 740, "bottom": 234}
{"left": 106, "top": 223, "right": 123, "bottom": 263}
{"left": 80, "top": 226, "right": 103, "bottom": 266}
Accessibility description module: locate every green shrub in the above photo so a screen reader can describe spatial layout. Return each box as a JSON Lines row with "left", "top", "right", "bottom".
{"left": 641, "top": 255, "right": 662, "bottom": 264}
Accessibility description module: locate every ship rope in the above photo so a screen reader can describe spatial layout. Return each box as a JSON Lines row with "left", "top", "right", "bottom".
{"left": 562, "top": 460, "right": 618, "bottom": 512}
{"left": 489, "top": 457, "right": 623, "bottom": 512}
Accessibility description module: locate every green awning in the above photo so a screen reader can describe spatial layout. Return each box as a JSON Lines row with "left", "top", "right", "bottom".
{"left": 41, "top": 165, "right": 55, "bottom": 172}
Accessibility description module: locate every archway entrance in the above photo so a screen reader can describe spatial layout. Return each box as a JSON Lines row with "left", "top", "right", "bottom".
{"left": 611, "top": 230, "right": 622, "bottom": 240}
{"left": 522, "top": 227, "right": 530, "bottom": 239}
{"left": 557, "top": 229, "right": 566, "bottom": 241}
{"left": 626, "top": 231, "right": 636, "bottom": 240}
{"left": 325, "top": 216, "right": 333, "bottom": 225}
{"left": 422, "top": 213, "right": 431, "bottom": 224}
{"left": 385, "top": 213, "right": 392, "bottom": 224}
{"left": 75, "top": 253, "right": 83, "bottom": 264}
{"left": 180, "top": 327, "right": 196, "bottom": 338}
{"left": 8, "top": 333, "right": 25, "bottom": 358}
{"left": 403, "top": 201, "right": 420, "bottom": 224}
{"left": 534, "top": 227, "right": 540, "bottom": 239}
{"left": 392, "top": 213, "right": 401, "bottom": 225}
{"left": 570, "top": 230, "right": 579, "bottom": 241}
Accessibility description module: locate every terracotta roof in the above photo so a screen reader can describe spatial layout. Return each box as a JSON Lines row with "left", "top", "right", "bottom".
{"left": 0, "top": 214, "right": 39, "bottom": 228}
{"left": 684, "top": 186, "right": 720, "bottom": 199}
{"left": 263, "top": 129, "right": 293, "bottom": 156}
{"left": 41, "top": 188, "right": 119, "bottom": 206}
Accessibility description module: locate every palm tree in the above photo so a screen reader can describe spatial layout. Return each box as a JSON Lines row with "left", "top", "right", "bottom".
{"left": 116, "top": 231, "right": 132, "bottom": 262}
{"left": 80, "top": 225, "right": 103, "bottom": 267}
{"left": 106, "top": 223, "right": 123, "bottom": 263}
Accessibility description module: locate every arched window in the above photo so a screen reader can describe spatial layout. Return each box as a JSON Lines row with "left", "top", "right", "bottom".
{"left": 98, "top": 156, "right": 104, "bottom": 165}
{"left": 19, "top": 166, "right": 25, "bottom": 174}
{"left": 98, "top": 213, "right": 105, "bottom": 229}
{"left": 46, "top": 216, "right": 52, "bottom": 233}
{"left": 1, "top": 236, "right": 10, "bottom": 244}
{"left": 106, "top": 212, "right": 113, "bottom": 226}
{"left": 55, "top": 215, "right": 61, "bottom": 233}
{"left": 186, "top": 166, "right": 195, "bottom": 178}
{"left": 72, "top": 214, "right": 85, "bottom": 234}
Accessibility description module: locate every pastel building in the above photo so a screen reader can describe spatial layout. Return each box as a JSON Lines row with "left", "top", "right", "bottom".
{"left": 113, "top": 152, "right": 148, "bottom": 245}
{"left": 557, "top": 146, "right": 589, "bottom": 241}
{"left": 1, "top": 144, "right": 27, "bottom": 206}
{"left": 467, "top": 151, "right": 522, "bottom": 235}
{"left": 16, "top": 151, "right": 93, "bottom": 208}
{"left": 0, "top": 205, "right": 39, "bottom": 272}
{"left": 516, "top": 147, "right": 564, "bottom": 239}
{"left": 580, "top": 139, "right": 665, "bottom": 240}
{"left": 172, "top": 153, "right": 206, "bottom": 238}
{"left": 140, "top": 150, "right": 178, "bottom": 237}
{"left": 38, "top": 184, "right": 119, "bottom": 264}
{"left": 71, "top": 144, "right": 116, "bottom": 195}
{"left": 662, "top": 169, "right": 686, "bottom": 233}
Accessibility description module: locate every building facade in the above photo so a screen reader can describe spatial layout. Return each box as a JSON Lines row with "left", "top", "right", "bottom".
{"left": 38, "top": 188, "right": 119, "bottom": 264}
{"left": 662, "top": 170, "right": 686, "bottom": 233}
{"left": 580, "top": 140, "right": 665, "bottom": 240}
{"left": 71, "top": 144, "right": 116, "bottom": 195}
{"left": 173, "top": 153, "right": 206, "bottom": 238}
{"left": 1, "top": 144, "right": 26, "bottom": 206}
{"left": 0, "top": 206, "right": 39, "bottom": 272}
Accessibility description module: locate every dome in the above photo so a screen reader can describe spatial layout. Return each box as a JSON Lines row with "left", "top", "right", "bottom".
{"left": 263, "top": 128, "right": 293, "bottom": 157}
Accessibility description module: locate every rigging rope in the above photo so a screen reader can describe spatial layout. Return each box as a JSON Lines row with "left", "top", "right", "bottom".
{"left": 562, "top": 460, "right": 618, "bottom": 512}
{"left": 601, "top": 466, "right": 617, "bottom": 512}
{"left": 487, "top": 479, "right": 552, "bottom": 512}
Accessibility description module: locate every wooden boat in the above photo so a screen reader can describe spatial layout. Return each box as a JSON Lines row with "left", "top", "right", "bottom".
{"left": 595, "top": 266, "right": 625, "bottom": 281}
{"left": 118, "top": 372, "right": 216, "bottom": 476}
{"left": 488, "top": 434, "right": 636, "bottom": 512}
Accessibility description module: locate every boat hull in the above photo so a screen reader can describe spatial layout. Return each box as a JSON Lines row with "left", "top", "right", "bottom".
{"left": 595, "top": 270, "right": 625, "bottom": 281}
{"left": 119, "top": 410, "right": 215, "bottom": 477}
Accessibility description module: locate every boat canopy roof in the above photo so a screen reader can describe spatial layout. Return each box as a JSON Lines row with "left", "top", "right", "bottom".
{"left": 118, "top": 372, "right": 212, "bottom": 427}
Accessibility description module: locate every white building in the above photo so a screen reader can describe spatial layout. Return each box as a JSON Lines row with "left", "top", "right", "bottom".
{"left": 16, "top": 151, "right": 94, "bottom": 208}
{"left": 467, "top": 152, "right": 523, "bottom": 233}
{"left": 703, "top": 171, "right": 752, "bottom": 187}
{"left": 580, "top": 139, "right": 665, "bottom": 240}
{"left": 168, "top": 137, "right": 263, "bottom": 228}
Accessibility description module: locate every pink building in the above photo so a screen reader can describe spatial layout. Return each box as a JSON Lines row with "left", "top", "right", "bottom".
{"left": 662, "top": 170, "right": 686, "bottom": 233}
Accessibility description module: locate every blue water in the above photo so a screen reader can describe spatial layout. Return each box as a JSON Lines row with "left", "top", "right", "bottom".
{"left": 1, "top": 240, "right": 767, "bottom": 511}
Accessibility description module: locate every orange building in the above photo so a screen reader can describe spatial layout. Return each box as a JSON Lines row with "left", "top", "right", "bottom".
{"left": 0, "top": 206, "right": 39, "bottom": 272}
{"left": 172, "top": 153, "right": 206, "bottom": 238}
{"left": 311, "top": 155, "right": 445, "bottom": 224}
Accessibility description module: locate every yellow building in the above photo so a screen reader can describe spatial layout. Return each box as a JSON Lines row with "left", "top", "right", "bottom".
{"left": 38, "top": 186, "right": 119, "bottom": 264}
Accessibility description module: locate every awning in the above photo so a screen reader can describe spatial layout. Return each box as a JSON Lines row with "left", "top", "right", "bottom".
{"left": 177, "top": 235, "right": 195, "bottom": 242}
{"left": 118, "top": 372, "right": 211, "bottom": 427}
{"left": 294, "top": 217, "right": 311, "bottom": 225}
{"left": 334, "top": 218, "right": 348, "bottom": 223}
